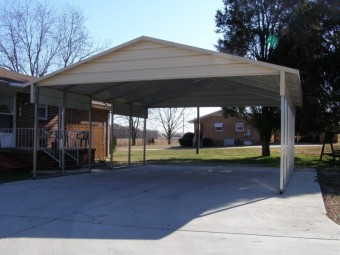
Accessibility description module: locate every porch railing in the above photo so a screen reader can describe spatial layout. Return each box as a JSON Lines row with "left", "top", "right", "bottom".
{"left": 0, "top": 128, "right": 89, "bottom": 149}
{"left": 0, "top": 128, "right": 89, "bottom": 167}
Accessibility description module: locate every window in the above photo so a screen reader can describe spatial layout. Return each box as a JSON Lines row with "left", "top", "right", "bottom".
{"left": 214, "top": 122, "right": 223, "bottom": 132}
{"left": 0, "top": 94, "right": 12, "bottom": 113}
{"left": 236, "top": 123, "right": 244, "bottom": 132}
{"left": 0, "top": 115, "right": 13, "bottom": 128}
{"left": 38, "top": 105, "right": 48, "bottom": 120}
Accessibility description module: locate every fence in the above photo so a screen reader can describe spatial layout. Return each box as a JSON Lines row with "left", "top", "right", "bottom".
{"left": 66, "top": 124, "right": 107, "bottom": 160}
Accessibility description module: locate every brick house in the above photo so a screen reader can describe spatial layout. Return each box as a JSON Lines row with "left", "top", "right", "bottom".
{"left": 0, "top": 68, "right": 109, "bottom": 170}
{"left": 191, "top": 110, "right": 260, "bottom": 146}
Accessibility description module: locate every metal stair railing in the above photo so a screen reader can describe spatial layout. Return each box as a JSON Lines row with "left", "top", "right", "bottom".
{"left": 40, "top": 147, "right": 60, "bottom": 163}
{"left": 52, "top": 130, "right": 81, "bottom": 167}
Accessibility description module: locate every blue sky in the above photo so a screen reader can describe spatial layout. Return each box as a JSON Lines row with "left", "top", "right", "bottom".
{"left": 52, "top": 0, "right": 223, "bottom": 50}
{"left": 51, "top": 0, "right": 224, "bottom": 125}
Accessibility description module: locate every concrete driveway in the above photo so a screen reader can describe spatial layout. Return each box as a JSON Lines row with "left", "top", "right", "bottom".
{"left": 0, "top": 165, "right": 339, "bottom": 255}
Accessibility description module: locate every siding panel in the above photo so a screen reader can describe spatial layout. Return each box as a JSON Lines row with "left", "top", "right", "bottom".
{"left": 40, "top": 64, "right": 278, "bottom": 86}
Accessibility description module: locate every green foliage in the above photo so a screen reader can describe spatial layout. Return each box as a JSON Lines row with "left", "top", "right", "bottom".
{"left": 216, "top": 1, "right": 288, "bottom": 156}
{"left": 216, "top": 0, "right": 339, "bottom": 143}
{"left": 271, "top": 0, "right": 340, "bottom": 137}
{"left": 215, "top": 0, "right": 290, "bottom": 61}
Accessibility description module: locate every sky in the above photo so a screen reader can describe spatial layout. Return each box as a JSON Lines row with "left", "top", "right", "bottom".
{"left": 50, "top": 0, "right": 225, "bottom": 131}
{"left": 52, "top": 0, "right": 224, "bottom": 51}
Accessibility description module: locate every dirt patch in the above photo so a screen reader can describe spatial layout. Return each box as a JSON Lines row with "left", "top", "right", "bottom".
{"left": 316, "top": 166, "right": 340, "bottom": 225}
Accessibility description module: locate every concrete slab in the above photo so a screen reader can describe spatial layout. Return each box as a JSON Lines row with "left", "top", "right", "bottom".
{"left": 0, "top": 165, "right": 339, "bottom": 255}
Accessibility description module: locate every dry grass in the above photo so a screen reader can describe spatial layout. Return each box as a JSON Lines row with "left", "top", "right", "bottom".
{"left": 116, "top": 138, "right": 180, "bottom": 148}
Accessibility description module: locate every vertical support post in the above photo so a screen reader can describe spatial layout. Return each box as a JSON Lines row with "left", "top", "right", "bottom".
{"left": 110, "top": 100, "right": 115, "bottom": 163}
{"left": 280, "top": 101, "right": 286, "bottom": 193}
{"left": 279, "top": 70, "right": 297, "bottom": 194}
{"left": 13, "top": 94, "right": 17, "bottom": 148}
{"left": 196, "top": 107, "right": 200, "bottom": 155}
{"left": 143, "top": 108, "right": 147, "bottom": 165}
{"left": 128, "top": 104, "right": 132, "bottom": 167}
{"left": 58, "top": 106, "right": 62, "bottom": 168}
{"left": 284, "top": 99, "right": 288, "bottom": 185}
{"left": 287, "top": 103, "right": 292, "bottom": 174}
{"left": 61, "top": 91, "right": 66, "bottom": 174}
{"left": 280, "top": 71, "right": 286, "bottom": 194}
{"left": 289, "top": 104, "right": 296, "bottom": 177}
{"left": 32, "top": 85, "right": 39, "bottom": 179}
{"left": 88, "top": 96, "right": 92, "bottom": 172}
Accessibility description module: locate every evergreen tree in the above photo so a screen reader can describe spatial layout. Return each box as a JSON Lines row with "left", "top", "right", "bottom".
{"left": 216, "top": 0, "right": 287, "bottom": 156}
{"left": 272, "top": 0, "right": 339, "bottom": 139}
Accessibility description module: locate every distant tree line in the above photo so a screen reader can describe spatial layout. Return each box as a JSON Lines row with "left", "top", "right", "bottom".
{"left": 111, "top": 123, "right": 161, "bottom": 140}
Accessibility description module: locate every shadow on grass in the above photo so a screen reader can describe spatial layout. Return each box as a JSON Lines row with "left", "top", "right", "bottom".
{"left": 147, "top": 156, "right": 281, "bottom": 167}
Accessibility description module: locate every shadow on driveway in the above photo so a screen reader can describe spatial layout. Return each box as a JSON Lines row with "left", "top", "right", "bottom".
{"left": 0, "top": 165, "right": 338, "bottom": 243}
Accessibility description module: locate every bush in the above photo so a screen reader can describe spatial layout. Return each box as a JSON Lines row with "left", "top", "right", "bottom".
{"left": 179, "top": 132, "right": 194, "bottom": 147}
{"left": 202, "top": 137, "right": 213, "bottom": 147}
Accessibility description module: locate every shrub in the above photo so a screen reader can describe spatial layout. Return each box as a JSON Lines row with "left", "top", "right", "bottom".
{"left": 202, "top": 137, "right": 213, "bottom": 147}
{"left": 179, "top": 132, "right": 194, "bottom": 147}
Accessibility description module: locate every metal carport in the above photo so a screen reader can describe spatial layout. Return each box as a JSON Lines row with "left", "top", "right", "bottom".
{"left": 26, "top": 36, "right": 302, "bottom": 193}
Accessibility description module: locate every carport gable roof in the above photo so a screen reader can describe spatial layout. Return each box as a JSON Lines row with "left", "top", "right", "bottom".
{"left": 27, "top": 36, "right": 302, "bottom": 117}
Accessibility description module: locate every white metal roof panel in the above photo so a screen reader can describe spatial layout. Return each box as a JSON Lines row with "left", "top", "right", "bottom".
{"left": 27, "top": 36, "right": 302, "bottom": 116}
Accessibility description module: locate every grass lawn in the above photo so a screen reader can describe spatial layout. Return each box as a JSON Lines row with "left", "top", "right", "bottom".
{"left": 112, "top": 145, "right": 331, "bottom": 168}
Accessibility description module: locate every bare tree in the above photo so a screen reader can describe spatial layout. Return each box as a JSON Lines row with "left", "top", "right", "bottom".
{"left": 129, "top": 117, "right": 142, "bottom": 146}
{"left": 57, "top": 5, "right": 109, "bottom": 68}
{"left": 155, "top": 108, "right": 191, "bottom": 145}
{"left": 0, "top": 0, "right": 109, "bottom": 77}
{"left": 115, "top": 115, "right": 143, "bottom": 146}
